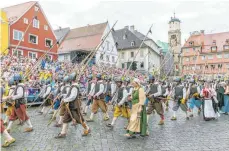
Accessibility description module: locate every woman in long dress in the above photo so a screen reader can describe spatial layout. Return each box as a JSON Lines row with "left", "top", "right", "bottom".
{"left": 223, "top": 81, "right": 229, "bottom": 115}
{"left": 125, "top": 78, "right": 147, "bottom": 138}
{"left": 201, "top": 81, "right": 219, "bottom": 121}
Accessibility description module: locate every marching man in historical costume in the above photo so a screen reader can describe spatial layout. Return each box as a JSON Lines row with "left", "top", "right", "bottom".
{"left": 201, "top": 80, "right": 219, "bottom": 121}
{"left": 146, "top": 75, "right": 164, "bottom": 125}
{"left": 54, "top": 76, "right": 71, "bottom": 127}
{"left": 82, "top": 74, "right": 93, "bottom": 115}
{"left": 104, "top": 76, "right": 113, "bottom": 104}
{"left": 1, "top": 84, "right": 16, "bottom": 147}
{"left": 171, "top": 77, "right": 189, "bottom": 120}
{"left": 106, "top": 77, "right": 130, "bottom": 129}
{"left": 5, "top": 74, "right": 33, "bottom": 133}
{"left": 3, "top": 78, "right": 15, "bottom": 126}
{"left": 38, "top": 79, "right": 52, "bottom": 115}
{"left": 55, "top": 80, "right": 91, "bottom": 138}
{"left": 125, "top": 78, "right": 147, "bottom": 138}
{"left": 124, "top": 77, "right": 133, "bottom": 109}
{"left": 86, "top": 74, "right": 109, "bottom": 122}
{"left": 188, "top": 79, "right": 202, "bottom": 117}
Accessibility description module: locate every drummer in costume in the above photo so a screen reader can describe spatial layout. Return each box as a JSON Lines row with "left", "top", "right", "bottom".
{"left": 171, "top": 77, "right": 189, "bottom": 120}
{"left": 87, "top": 74, "right": 109, "bottom": 122}
{"left": 5, "top": 74, "right": 33, "bottom": 132}
{"left": 106, "top": 77, "right": 130, "bottom": 128}
{"left": 188, "top": 79, "right": 202, "bottom": 117}
{"left": 146, "top": 75, "right": 164, "bottom": 126}
{"left": 55, "top": 76, "right": 90, "bottom": 138}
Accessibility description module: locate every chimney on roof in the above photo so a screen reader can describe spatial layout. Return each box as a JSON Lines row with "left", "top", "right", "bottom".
{"left": 200, "top": 30, "right": 205, "bottom": 34}
{"left": 124, "top": 26, "right": 129, "bottom": 29}
{"left": 130, "top": 25, "right": 135, "bottom": 32}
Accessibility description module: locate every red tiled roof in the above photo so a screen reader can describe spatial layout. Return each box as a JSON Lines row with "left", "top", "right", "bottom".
{"left": 183, "top": 33, "right": 204, "bottom": 47}
{"left": 183, "top": 31, "right": 229, "bottom": 51}
{"left": 58, "top": 22, "right": 107, "bottom": 53}
{"left": 2, "top": 1, "right": 36, "bottom": 23}
{"left": 204, "top": 32, "right": 229, "bottom": 51}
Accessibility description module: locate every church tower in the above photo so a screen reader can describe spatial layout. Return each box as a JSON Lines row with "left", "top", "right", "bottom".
{"left": 168, "top": 13, "right": 181, "bottom": 75}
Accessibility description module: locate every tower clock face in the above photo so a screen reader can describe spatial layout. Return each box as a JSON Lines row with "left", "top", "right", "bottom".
{"left": 170, "top": 34, "right": 177, "bottom": 47}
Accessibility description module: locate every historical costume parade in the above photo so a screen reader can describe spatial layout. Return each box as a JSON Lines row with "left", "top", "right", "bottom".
{"left": 0, "top": 7, "right": 228, "bottom": 150}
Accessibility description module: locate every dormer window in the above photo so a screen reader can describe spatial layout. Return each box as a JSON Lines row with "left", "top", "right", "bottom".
{"left": 224, "top": 45, "right": 229, "bottom": 50}
{"left": 212, "top": 40, "right": 216, "bottom": 45}
{"left": 123, "top": 34, "right": 127, "bottom": 40}
{"left": 131, "top": 41, "right": 135, "bottom": 47}
{"left": 211, "top": 46, "right": 217, "bottom": 52}
{"left": 226, "top": 39, "right": 229, "bottom": 44}
{"left": 189, "top": 41, "right": 194, "bottom": 46}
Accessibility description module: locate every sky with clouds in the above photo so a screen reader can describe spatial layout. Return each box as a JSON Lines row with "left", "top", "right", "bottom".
{"left": 1, "top": 0, "right": 229, "bottom": 45}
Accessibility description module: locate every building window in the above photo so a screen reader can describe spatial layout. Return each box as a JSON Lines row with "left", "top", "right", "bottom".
{"left": 100, "top": 54, "right": 104, "bottom": 60}
{"left": 111, "top": 46, "right": 114, "bottom": 52}
{"left": 112, "top": 56, "right": 115, "bottom": 63}
{"left": 106, "top": 55, "right": 109, "bottom": 61}
{"left": 44, "top": 25, "right": 48, "bottom": 30}
{"left": 24, "top": 18, "right": 28, "bottom": 24}
{"left": 185, "top": 57, "right": 189, "bottom": 62}
{"left": 33, "top": 19, "right": 39, "bottom": 28}
{"left": 131, "top": 52, "right": 134, "bottom": 58}
{"left": 218, "top": 64, "right": 222, "bottom": 69}
{"left": 211, "top": 65, "right": 215, "bottom": 70}
{"left": 45, "top": 38, "right": 53, "bottom": 47}
{"left": 182, "top": 48, "right": 189, "bottom": 52}
{"left": 12, "top": 49, "right": 23, "bottom": 56}
{"left": 211, "top": 46, "right": 217, "bottom": 52}
{"left": 121, "top": 52, "right": 125, "bottom": 59}
{"left": 140, "top": 62, "right": 144, "bottom": 68}
{"left": 189, "top": 41, "right": 194, "bottom": 46}
{"left": 35, "top": 6, "right": 39, "bottom": 11}
{"left": 131, "top": 41, "right": 135, "bottom": 47}
{"left": 140, "top": 50, "right": 144, "bottom": 57}
{"left": 212, "top": 40, "right": 216, "bottom": 45}
{"left": 122, "top": 63, "right": 125, "bottom": 69}
{"left": 208, "top": 55, "right": 213, "bottom": 59}
{"left": 13, "top": 30, "right": 24, "bottom": 41}
{"left": 29, "top": 34, "right": 38, "bottom": 44}
{"left": 28, "top": 52, "right": 37, "bottom": 60}
{"left": 217, "top": 54, "right": 222, "bottom": 59}
{"left": 201, "top": 56, "right": 205, "bottom": 60}
{"left": 123, "top": 34, "right": 127, "bottom": 40}
{"left": 224, "top": 54, "right": 229, "bottom": 58}
{"left": 64, "top": 54, "right": 68, "bottom": 60}
{"left": 224, "top": 45, "right": 229, "bottom": 50}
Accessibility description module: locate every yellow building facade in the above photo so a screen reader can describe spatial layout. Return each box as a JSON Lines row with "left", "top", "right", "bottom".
{"left": 0, "top": 10, "right": 9, "bottom": 55}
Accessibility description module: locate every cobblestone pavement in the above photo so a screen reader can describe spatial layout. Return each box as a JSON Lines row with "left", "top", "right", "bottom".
{"left": 1, "top": 102, "right": 229, "bottom": 151}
